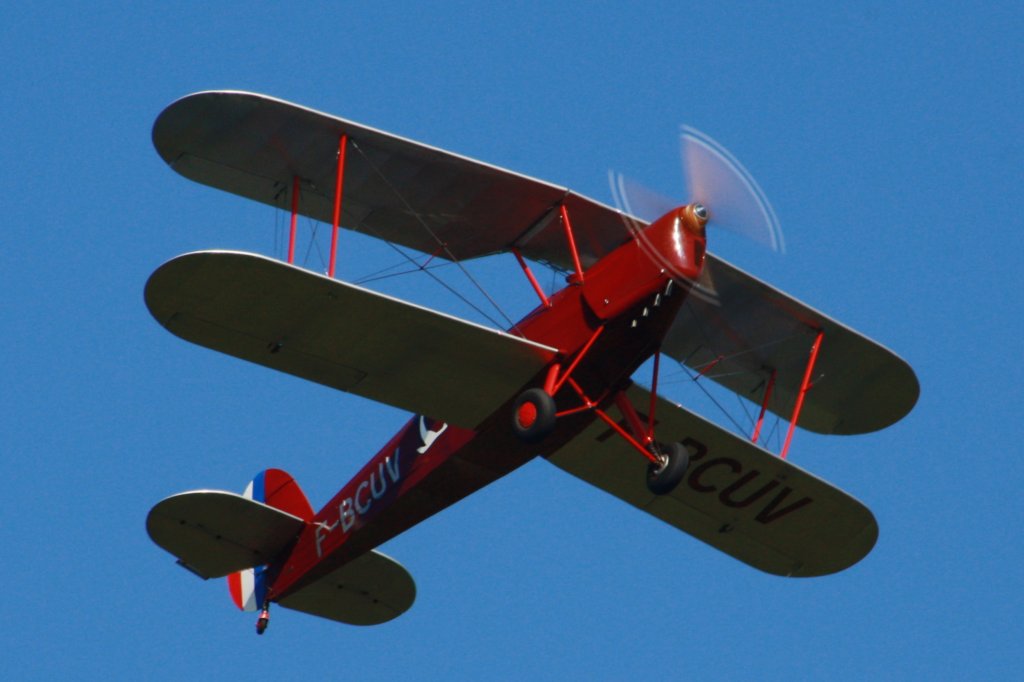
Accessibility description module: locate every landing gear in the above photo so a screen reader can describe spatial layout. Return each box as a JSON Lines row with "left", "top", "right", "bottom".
{"left": 646, "top": 441, "right": 689, "bottom": 495}
{"left": 512, "top": 388, "right": 557, "bottom": 443}
{"left": 255, "top": 604, "right": 270, "bottom": 635}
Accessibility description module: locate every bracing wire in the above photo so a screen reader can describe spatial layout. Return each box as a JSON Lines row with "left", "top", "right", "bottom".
{"left": 659, "top": 300, "right": 814, "bottom": 442}
{"left": 671, "top": 359, "right": 749, "bottom": 435}
{"left": 355, "top": 259, "right": 460, "bottom": 286}
{"left": 301, "top": 215, "right": 328, "bottom": 272}
{"left": 349, "top": 139, "right": 522, "bottom": 334}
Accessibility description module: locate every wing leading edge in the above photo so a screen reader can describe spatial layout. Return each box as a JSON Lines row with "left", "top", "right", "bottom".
{"left": 546, "top": 385, "right": 878, "bottom": 577}
{"left": 145, "top": 250, "right": 558, "bottom": 429}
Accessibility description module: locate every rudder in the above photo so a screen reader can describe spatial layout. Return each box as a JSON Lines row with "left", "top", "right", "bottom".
{"left": 228, "top": 468, "right": 313, "bottom": 611}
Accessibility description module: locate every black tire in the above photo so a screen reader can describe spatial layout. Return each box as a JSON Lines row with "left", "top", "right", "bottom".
{"left": 512, "top": 388, "right": 557, "bottom": 443}
{"left": 646, "top": 441, "right": 690, "bottom": 495}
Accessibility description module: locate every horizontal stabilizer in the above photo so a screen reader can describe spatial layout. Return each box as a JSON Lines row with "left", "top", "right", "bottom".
{"left": 147, "top": 490, "right": 306, "bottom": 579}
{"left": 145, "top": 250, "right": 557, "bottom": 428}
{"left": 278, "top": 550, "right": 416, "bottom": 626}
{"left": 547, "top": 386, "right": 878, "bottom": 577}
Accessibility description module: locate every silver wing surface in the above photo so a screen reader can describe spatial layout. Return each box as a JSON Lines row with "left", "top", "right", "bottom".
{"left": 153, "top": 90, "right": 632, "bottom": 268}
{"left": 153, "top": 90, "right": 917, "bottom": 436}
{"left": 547, "top": 386, "right": 878, "bottom": 577}
{"left": 145, "top": 250, "right": 557, "bottom": 429}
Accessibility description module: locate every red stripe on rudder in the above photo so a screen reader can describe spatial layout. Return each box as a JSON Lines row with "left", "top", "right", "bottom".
{"left": 227, "top": 572, "right": 244, "bottom": 610}
{"left": 261, "top": 468, "right": 314, "bottom": 521}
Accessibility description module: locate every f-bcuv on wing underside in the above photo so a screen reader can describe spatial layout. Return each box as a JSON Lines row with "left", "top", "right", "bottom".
{"left": 549, "top": 386, "right": 877, "bottom": 577}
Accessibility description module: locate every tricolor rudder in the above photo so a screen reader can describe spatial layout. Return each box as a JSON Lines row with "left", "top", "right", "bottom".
{"left": 227, "top": 469, "right": 313, "bottom": 611}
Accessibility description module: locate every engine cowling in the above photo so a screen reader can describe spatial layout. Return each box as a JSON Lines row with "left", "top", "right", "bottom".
{"left": 581, "top": 204, "right": 707, "bottom": 320}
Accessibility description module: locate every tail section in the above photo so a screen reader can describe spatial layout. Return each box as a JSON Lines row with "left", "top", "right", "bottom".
{"left": 148, "top": 467, "right": 417, "bottom": 629}
{"left": 228, "top": 469, "right": 313, "bottom": 612}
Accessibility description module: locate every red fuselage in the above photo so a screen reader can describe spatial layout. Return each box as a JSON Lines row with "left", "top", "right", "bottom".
{"left": 266, "top": 206, "right": 707, "bottom": 600}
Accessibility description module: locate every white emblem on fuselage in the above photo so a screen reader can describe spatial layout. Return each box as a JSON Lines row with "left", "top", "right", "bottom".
{"left": 418, "top": 416, "right": 448, "bottom": 453}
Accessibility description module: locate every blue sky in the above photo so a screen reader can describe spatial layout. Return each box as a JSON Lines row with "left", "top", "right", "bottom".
{"left": 3, "top": 3, "right": 1021, "bottom": 679}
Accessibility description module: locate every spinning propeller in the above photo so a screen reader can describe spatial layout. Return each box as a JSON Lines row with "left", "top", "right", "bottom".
{"left": 610, "top": 126, "right": 785, "bottom": 254}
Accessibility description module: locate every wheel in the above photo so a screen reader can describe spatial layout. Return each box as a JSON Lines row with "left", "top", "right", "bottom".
{"left": 646, "top": 441, "right": 690, "bottom": 495}
{"left": 512, "top": 388, "right": 556, "bottom": 443}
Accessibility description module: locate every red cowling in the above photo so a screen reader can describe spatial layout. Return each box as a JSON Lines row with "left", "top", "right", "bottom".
{"left": 581, "top": 205, "right": 706, "bottom": 320}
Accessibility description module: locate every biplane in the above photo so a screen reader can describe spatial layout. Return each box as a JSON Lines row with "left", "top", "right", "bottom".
{"left": 145, "top": 91, "right": 918, "bottom": 633}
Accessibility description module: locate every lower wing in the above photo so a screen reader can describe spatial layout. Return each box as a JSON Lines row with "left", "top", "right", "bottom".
{"left": 546, "top": 385, "right": 878, "bottom": 577}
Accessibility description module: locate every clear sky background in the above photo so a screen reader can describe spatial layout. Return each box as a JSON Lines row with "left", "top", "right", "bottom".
{"left": 3, "top": 3, "right": 1021, "bottom": 680}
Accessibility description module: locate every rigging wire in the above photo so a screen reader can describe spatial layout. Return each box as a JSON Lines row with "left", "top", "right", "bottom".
{"left": 355, "top": 259, "right": 460, "bottom": 286}
{"left": 271, "top": 187, "right": 281, "bottom": 260}
{"left": 660, "top": 296, "right": 823, "bottom": 438}
{"left": 734, "top": 388, "right": 755, "bottom": 427}
{"left": 670, "top": 359, "right": 748, "bottom": 435}
{"left": 367, "top": 229, "right": 512, "bottom": 330}
{"left": 262, "top": 165, "right": 511, "bottom": 329}
{"left": 273, "top": 202, "right": 281, "bottom": 260}
{"left": 764, "top": 417, "right": 782, "bottom": 452}
{"left": 301, "top": 214, "right": 327, "bottom": 273}
{"left": 349, "top": 139, "right": 522, "bottom": 334}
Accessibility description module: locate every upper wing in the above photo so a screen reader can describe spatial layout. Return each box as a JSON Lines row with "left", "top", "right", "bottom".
{"left": 145, "top": 250, "right": 557, "bottom": 428}
{"left": 152, "top": 90, "right": 633, "bottom": 269}
{"left": 664, "top": 258, "right": 919, "bottom": 435}
{"left": 546, "top": 385, "right": 878, "bottom": 577}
